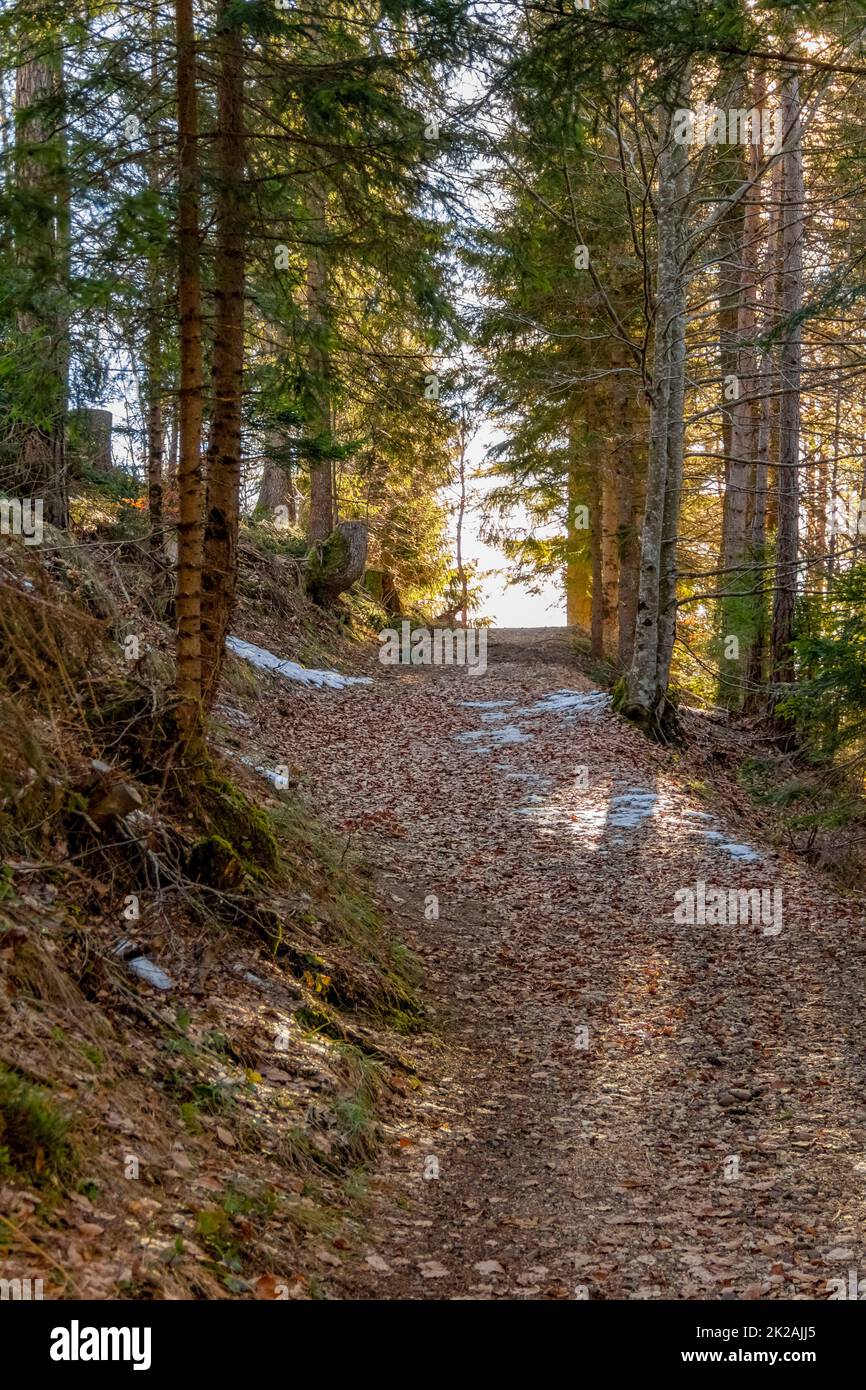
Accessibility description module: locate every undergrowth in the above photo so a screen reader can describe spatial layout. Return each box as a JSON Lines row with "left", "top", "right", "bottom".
{"left": 0, "top": 514, "right": 421, "bottom": 1295}
{"left": 0, "top": 1064, "right": 74, "bottom": 1184}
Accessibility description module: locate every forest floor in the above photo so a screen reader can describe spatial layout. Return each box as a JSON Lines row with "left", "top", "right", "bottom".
{"left": 275, "top": 626, "right": 866, "bottom": 1300}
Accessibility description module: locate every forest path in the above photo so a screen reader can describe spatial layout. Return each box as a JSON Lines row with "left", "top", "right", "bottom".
{"left": 287, "top": 627, "right": 866, "bottom": 1300}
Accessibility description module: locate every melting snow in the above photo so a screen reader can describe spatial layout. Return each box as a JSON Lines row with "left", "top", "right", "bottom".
{"left": 680, "top": 808, "right": 762, "bottom": 861}
{"left": 459, "top": 689, "right": 607, "bottom": 759}
{"left": 513, "top": 779, "right": 763, "bottom": 866}
{"left": 236, "top": 754, "right": 288, "bottom": 788}
{"left": 608, "top": 789, "right": 658, "bottom": 828}
{"left": 520, "top": 690, "right": 610, "bottom": 718}
{"left": 496, "top": 768, "right": 551, "bottom": 786}
{"left": 454, "top": 724, "right": 533, "bottom": 750}
{"left": 227, "top": 636, "right": 371, "bottom": 689}
{"left": 458, "top": 688, "right": 763, "bottom": 862}
{"left": 701, "top": 829, "right": 762, "bottom": 862}
{"left": 127, "top": 956, "right": 173, "bottom": 990}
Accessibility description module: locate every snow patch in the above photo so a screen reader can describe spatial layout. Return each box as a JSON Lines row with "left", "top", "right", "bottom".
{"left": 520, "top": 690, "right": 610, "bottom": 718}
{"left": 496, "top": 767, "right": 551, "bottom": 786}
{"left": 701, "top": 829, "right": 762, "bottom": 862}
{"left": 454, "top": 724, "right": 533, "bottom": 751}
{"left": 227, "top": 636, "right": 371, "bottom": 689}
{"left": 127, "top": 956, "right": 173, "bottom": 990}
{"left": 236, "top": 753, "right": 288, "bottom": 788}
{"left": 608, "top": 789, "right": 658, "bottom": 829}
{"left": 680, "top": 807, "right": 762, "bottom": 861}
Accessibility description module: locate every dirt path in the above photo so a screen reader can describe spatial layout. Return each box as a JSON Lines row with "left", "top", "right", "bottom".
{"left": 286, "top": 628, "right": 866, "bottom": 1300}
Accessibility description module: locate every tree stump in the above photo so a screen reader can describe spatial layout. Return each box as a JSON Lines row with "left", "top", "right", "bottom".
{"left": 305, "top": 520, "right": 368, "bottom": 607}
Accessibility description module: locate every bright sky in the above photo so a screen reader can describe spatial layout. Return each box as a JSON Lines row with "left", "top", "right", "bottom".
{"left": 466, "top": 524, "right": 567, "bottom": 627}
{"left": 450, "top": 423, "right": 566, "bottom": 629}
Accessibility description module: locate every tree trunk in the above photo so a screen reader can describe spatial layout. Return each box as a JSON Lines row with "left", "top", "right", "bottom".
{"left": 306, "top": 520, "right": 368, "bottom": 606}
{"left": 305, "top": 181, "right": 335, "bottom": 542}
{"left": 655, "top": 196, "right": 688, "bottom": 702}
{"left": 200, "top": 2, "right": 246, "bottom": 705}
{"left": 14, "top": 25, "right": 68, "bottom": 526}
{"left": 565, "top": 418, "right": 591, "bottom": 629}
{"left": 601, "top": 440, "right": 620, "bottom": 661}
{"left": 589, "top": 454, "right": 604, "bottom": 660}
{"left": 718, "top": 106, "right": 759, "bottom": 708}
{"left": 716, "top": 86, "right": 744, "bottom": 497}
{"left": 146, "top": 11, "right": 164, "bottom": 554}
{"left": 257, "top": 449, "right": 295, "bottom": 518}
{"left": 770, "top": 77, "right": 803, "bottom": 698}
{"left": 587, "top": 399, "right": 604, "bottom": 657}
{"left": 616, "top": 378, "right": 644, "bottom": 670}
{"left": 744, "top": 146, "right": 783, "bottom": 712}
{"left": 166, "top": 406, "right": 179, "bottom": 484}
{"left": 622, "top": 99, "right": 689, "bottom": 735}
{"left": 455, "top": 409, "right": 469, "bottom": 625}
{"left": 174, "top": 0, "right": 205, "bottom": 745}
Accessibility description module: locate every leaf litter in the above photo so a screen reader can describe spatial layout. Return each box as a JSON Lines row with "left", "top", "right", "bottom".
{"left": 272, "top": 627, "right": 866, "bottom": 1300}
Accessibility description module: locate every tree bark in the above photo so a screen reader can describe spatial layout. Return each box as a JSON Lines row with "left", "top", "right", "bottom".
{"left": 305, "top": 180, "right": 335, "bottom": 542}
{"left": 601, "top": 439, "right": 620, "bottom": 661}
{"left": 744, "top": 146, "right": 783, "bottom": 711}
{"left": 589, "top": 449, "right": 604, "bottom": 660}
{"left": 13, "top": 22, "right": 68, "bottom": 526}
{"left": 146, "top": 10, "right": 164, "bottom": 554}
{"left": 565, "top": 417, "right": 591, "bottom": 629}
{"left": 718, "top": 95, "right": 760, "bottom": 708}
{"left": 770, "top": 77, "right": 803, "bottom": 697}
{"left": 200, "top": 2, "right": 246, "bottom": 705}
{"left": 174, "top": 0, "right": 205, "bottom": 745}
{"left": 622, "top": 97, "right": 689, "bottom": 734}
{"left": 455, "top": 407, "right": 469, "bottom": 625}
{"left": 257, "top": 449, "right": 296, "bottom": 518}
{"left": 616, "top": 377, "right": 644, "bottom": 670}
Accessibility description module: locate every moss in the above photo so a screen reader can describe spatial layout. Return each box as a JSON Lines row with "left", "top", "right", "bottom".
{"left": 333, "top": 1045, "right": 386, "bottom": 1162}
{"left": 194, "top": 774, "right": 279, "bottom": 876}
{"left": 242, "top": 518, "right": 308, "bottom": 559}
{"left": 389, "top": 1008, "right": 420, "bottom": 1035}
{"left": 0, "top": 1065, "right": 74, "bottom": 1184}
{"left": 613, "top": 678, "right": 682, "bottom": 744}
{"left": 188, "top": 835, "right": 245, "bottom": 890}
{"left": 305, "top": 530, "right": 350, "bottom": 606}
{"left": 363, "top": 568, "right": 385, "bottom": 602}
{"left": 610, "top": 675, "right": 627, "bottom": 711}
{"left": 295, "top": 1003, "right": 344, "bottom": 1039}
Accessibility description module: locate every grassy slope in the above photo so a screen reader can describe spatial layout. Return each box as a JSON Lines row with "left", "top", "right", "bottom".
{"left": 0, "top": 484, "right": 419, "bottom": 1299}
